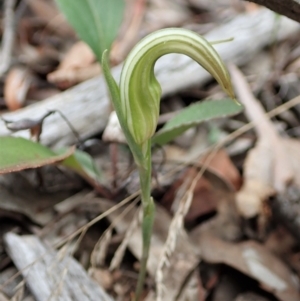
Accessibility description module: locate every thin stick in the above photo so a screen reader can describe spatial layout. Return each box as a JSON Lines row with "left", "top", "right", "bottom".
{"left": 0, "top": 0, "right": 17, "bottom": 76}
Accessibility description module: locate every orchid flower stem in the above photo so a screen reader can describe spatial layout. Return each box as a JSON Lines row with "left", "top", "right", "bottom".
{"left": 135, "top": 141, "right": 155, "bottom": 301}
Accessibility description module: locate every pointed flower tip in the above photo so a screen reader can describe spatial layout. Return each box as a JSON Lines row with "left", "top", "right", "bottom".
{"left": 232, "top": 98, "right": 241, "bottom": 106}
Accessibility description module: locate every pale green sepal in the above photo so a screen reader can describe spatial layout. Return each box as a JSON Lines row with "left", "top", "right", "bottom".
{"left": 101, "top": 50, "right": 144, "bottom": 165}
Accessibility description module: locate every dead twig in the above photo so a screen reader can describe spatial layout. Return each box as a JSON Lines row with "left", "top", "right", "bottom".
{"left": 244, "top": 0, "right": 300, "bottom": 23}
{"left": 0, "top": 0, "right": 17, "bottom": 77}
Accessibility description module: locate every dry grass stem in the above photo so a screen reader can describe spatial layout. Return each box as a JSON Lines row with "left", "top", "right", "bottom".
{"left": 10, "top": 280, "right": 24, "bottom": 301}
{"left": 55, "top": 192, "right": 139, "bottom": 249}
{"left": 92, "top": 228, "right": 113, "bottom": 268}
{"left": 156, "top": 178, "right": 194, "bottom": 301}
{"left": 109, "top": 207, "right": 140, "bottom": 271}
{"left": 47, "top": 265, "right": 69, "bottom": 301}
{"left": 46, "top": 229, "right": 88, "bottom": 300}
{"left": 91, "top": 197, "right": 140, "bottom": 268}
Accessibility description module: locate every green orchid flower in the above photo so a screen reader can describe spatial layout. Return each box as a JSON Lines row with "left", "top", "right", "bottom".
{"left": 120, "top": 28, "right": 235, "bottom": 146}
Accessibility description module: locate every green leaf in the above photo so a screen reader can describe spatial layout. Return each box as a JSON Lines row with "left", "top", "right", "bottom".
{"left": 61, "top": 149, "right": 102, "bottom": 185}
{"left": 152, "top": 99, "right": 243, "bottom": 146}
{"left": 0, "top": 137, "right": 74, "bottom": 174}
{"left": 55, "top": 0, "right": 125, "bottom": 61}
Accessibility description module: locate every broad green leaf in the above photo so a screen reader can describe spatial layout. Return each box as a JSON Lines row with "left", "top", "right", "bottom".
{"left": 61, "top": 149, "right": 102, "bottom": 185}
{"left": 152, "top": 99, "right": 243, "bottom": 146}
{"left": 55, "top": 0, "right": 125, "bottom": 61}
{"left": 0, "top": 137, "right": 74, "bottom": 174}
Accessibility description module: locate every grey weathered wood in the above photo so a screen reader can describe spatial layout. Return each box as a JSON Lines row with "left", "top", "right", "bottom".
{"left": 245, "top": 0, "right": 300, "bottom": 23}
{"left": 4, "top": 233, "right": 114, "bottom": 301}
{"left": 0, "top": 8, "right": 299, "bottom": 147}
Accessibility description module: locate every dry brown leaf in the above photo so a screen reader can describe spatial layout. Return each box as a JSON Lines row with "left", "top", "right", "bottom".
{"left": 162, "top": 149, "right": 241, "bottom": 223}
{"left": 47, "top": 42, "right": 98, "bottom": 88}
{"left": 162, "top": 168, "right": 218, "bottom": 222}
{"left": 200, "top": 149, "right": 242, "bottom": 191}
{"left": 4, "top": 67, "right": 33, "bottom": 111}
{"left": 229, "top": 65, "right": 299, "bottom": 217}
{"left": 47, "top": 63, "right": 101, "bottom": 88}
{"left": 89, "top": 268, "right": 113, "bottom": 290}
{"left": 191, "top": 231, "right": 300, "bottom": 301}
{"left": 235, "top": 140, "right": 275, "bottom": 217}
{"left": 58, "top": 42, "right": 95, "bottom": 70}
